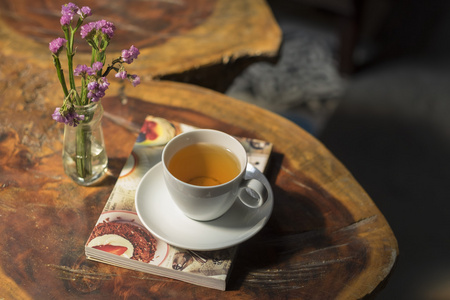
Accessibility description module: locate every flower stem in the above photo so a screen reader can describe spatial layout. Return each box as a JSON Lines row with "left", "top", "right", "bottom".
{"left": 52, "top": 55, "right": 69, "bottom": 97}
{"left": 76, "top": 121, "right": 92, "bottom": 179}
{"left": 68, "top": 29, "right": 76, "bottom": 95}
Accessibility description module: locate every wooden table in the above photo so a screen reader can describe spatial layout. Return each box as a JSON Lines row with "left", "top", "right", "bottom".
{"left": 0, "top": 75, "right": 398, "bottom": 298}
{"left": 0, "top": 1, "right": 396, "bottom": 297}
{"left": 0, "top": 0, "right": 281, "bottom": 92}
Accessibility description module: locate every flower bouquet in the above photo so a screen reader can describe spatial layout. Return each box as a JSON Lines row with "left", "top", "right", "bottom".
{"left": 50, "top": 3, "right": 140, "bottom": 185}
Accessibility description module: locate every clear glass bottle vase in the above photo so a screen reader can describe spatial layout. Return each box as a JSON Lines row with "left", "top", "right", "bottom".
{"left": 62, "top": 102, "right": 108, "bottom": 186}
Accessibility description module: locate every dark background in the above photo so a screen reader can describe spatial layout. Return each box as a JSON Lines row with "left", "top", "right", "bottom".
{"left": 227, "top": 0, "right": 450, "bottom": 298}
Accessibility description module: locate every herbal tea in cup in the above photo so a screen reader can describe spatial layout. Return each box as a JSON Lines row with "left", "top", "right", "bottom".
{"left": 162, "top": 129, "right": 268, "bottom": 221}
{"left": 167, "top": 143, "right": 240, "bottom": 186}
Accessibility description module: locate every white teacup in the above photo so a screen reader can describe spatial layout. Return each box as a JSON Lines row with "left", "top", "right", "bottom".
{"left": 162, "top": 129, "right": 268, "bottom": 221}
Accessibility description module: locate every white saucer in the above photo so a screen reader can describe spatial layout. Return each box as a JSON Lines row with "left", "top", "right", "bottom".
{"left": 135, "top": 162, "right": 273, "bottom": 251}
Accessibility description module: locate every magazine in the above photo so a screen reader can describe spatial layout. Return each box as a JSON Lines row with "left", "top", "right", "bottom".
{"left": 85, "top": 115, "right": 273, "bottom": 290}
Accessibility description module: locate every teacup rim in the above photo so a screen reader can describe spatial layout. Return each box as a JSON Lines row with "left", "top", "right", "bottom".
{"left": 161, "top": 129, "right": 247, "bottom": 188}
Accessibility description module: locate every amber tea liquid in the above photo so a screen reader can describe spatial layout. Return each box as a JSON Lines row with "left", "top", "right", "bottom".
{"left": 168, "top": 143, "right": 241, "bottom": 186}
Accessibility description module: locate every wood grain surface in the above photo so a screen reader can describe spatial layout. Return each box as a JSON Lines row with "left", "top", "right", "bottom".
{"left": 0, "top": 64, "right": 398, "bottom": 298}
{"left": 0, "top": 0, "right": 281, "bottom": 91}
{"left": 0, "top": 1, "right": 396, "bottom": 298}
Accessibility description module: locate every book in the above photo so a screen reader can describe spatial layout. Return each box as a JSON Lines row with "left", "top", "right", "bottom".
{"left": 85, "top": 115, "right": 273, "bottom": 290}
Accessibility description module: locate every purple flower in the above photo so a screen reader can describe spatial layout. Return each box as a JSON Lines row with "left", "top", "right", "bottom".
{"left": 74, "top": 64, "right": 94, "bottom": 76}
{"left": 80, "top": 20, "right": 115, "bottom": 40}
{"left": 87, "top": 77, "right": 109, "bottom": 102}
{"left": 96, "top": 20, "right": 115, "bottom": 39}
{"left": 49, "top": 37, "right": 67, "bottom": 55}
{"left": 87, "top": 90, "right": 103, "bottom": 102}
{"left": 78, "top": 6, "right": 92, "bottom": 18}
{"left": 80, "top": 22, "right": 96, "bottom": 39}
{"left": 65, "top": 110, "right": 85, "bottom": 127}
{"left": 115, "top": 70, "right": 127, "bottom": 80}
{"left": 99, "top": 77, "right": 110, "bottom": 90}
{"left": 52, "top": 107, "right": 65, "bottom": 123}
{"left": 121, "top": 45, "right": 140, "bottom": 64}
{"left": 87, "top": 81, "right": 99, "bottom": 100}
{"left": 52, "top": 107, "right": 85, "bottom": 127}
{"left": 60, "top": 15, "right": 72, "bottom": 26}
{"left": 60, "top": 3, "right": 79, "bottom": 26}
{"left": 61, "top": 3, "right": 78, "bottom": 15}
{"left": 87, "top": 81, "right": 98, "bottom": 90}
{"left": 92, "top": 61, "right": 103, "bottom": 72}
{"left": 129, "top": 75, "right": 141, "bottom": 87}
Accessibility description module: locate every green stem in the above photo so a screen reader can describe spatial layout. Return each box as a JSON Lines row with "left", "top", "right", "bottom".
{"left": 76, "top": 124, "right": 92, "bottom": 179}
{"left": 91, "top": 44, "right": 96, "bottom": 67}
{"left": 52, "top": 55, "right": 69, "bottom": 97}
{"left": 67, "top": 28, "right": 76, "bottom": 94}
{"left": 80, "top": 77, "right": 86, "bottom": 101}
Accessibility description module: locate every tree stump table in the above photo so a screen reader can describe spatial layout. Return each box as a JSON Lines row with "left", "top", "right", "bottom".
{"left": 0, "top": 0, "right": 281, "bottom": 91}
{"left": 0, "top": 74, "right": 398, "bottom": 298}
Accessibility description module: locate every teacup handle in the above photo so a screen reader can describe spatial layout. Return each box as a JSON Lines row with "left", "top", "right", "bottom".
{"left": 238, "top": 179, "right": 268, "bottom": 208}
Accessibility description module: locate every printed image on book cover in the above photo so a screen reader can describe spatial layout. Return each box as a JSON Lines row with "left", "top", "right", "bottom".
{"left": 85, "top": 116, "right": 272, "bottom": 290}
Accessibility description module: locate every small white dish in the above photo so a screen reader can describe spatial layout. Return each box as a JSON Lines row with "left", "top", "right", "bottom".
{"left": 135, "top": 162, "right": 273, "bottom": 251}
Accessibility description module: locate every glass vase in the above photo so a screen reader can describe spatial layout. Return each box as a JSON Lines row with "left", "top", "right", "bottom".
{"left": 62, "top": 102, "right": 108, "bottom": 186}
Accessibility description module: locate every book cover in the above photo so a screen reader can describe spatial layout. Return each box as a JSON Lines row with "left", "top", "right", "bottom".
{"left": 85, "top": 116, "right": 272, "bottom": 290}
